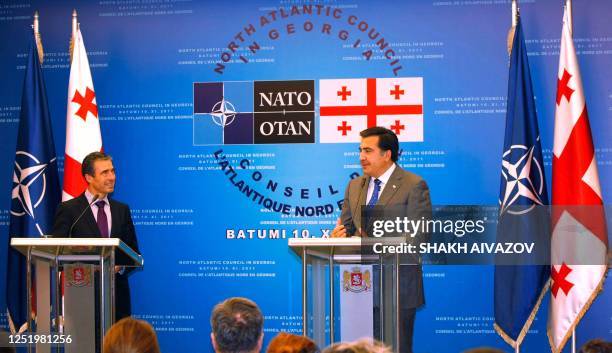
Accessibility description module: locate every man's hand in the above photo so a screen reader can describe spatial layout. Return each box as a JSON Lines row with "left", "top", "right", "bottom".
{"left": 331, "top": 218, "right": 347, "bottom": 238}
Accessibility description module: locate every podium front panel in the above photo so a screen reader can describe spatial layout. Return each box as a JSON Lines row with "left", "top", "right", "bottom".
{"left": 63, "top": 263, "right": 96, "bottom": 353}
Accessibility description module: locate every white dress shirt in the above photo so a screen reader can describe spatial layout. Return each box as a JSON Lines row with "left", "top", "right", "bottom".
{"left": 366, "top": 163, "right": 396, "bottom": 204}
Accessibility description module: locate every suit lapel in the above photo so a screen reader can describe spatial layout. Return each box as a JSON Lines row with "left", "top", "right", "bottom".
{"left": 377, "top": 166, "right": 403, "bottom": 207}
{"left": 110, "top": 199, "right": 121, "bottom": 237}
{"left": 78, "top": 194, "right": 102, "bottom": 237}
{"left": 350, "top": 176, "right": 368, "bottom": 234}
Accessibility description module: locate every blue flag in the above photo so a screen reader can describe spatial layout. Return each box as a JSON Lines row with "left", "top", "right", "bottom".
{"left": 493, "top": 18, "right": 551, "bottom": 348}
{"left": 6, "top": 34, "right": 60, "bottom": 333}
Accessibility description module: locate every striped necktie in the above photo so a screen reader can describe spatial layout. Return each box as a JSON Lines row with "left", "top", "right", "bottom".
{"left": 367, "top": 179, "right": 382, "bottom": 208}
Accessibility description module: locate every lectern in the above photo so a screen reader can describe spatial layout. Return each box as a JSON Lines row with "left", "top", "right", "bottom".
{"left": 289, "top": 237, "right": 405, "bottom": 351}
{"left": 10, "top": 237, "right": 143, "bottom": 353}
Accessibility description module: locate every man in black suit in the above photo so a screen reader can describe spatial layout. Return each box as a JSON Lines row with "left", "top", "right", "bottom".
{"left": 331, "top": 127, "right": 432, "bottom": 353}
{"left": 52, "top": 151, "right": 139, "bottom": 320}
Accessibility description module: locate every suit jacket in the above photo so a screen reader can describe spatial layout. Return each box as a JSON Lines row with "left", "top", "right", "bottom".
{"left": 52, "top": 194, "right": 139, "bottom": 320}
{"left": 340, "top": 165, "right": 432, "bottom": 308}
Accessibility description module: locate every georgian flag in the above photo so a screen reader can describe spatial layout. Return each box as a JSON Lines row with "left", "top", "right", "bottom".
{"left": 319, "top": 78, "right": 423, "bottom": 143}
{"left": 547, "top": 5, "right": 608, "bottom": 353}
{"left": 63, "top": 28, "right": 103, "bottom": 201}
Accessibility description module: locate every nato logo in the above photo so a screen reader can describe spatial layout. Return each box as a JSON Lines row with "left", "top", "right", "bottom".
{"left": 499, "top": 144, "right": 545, "bottom": 215}
{"left": 193, "top": 80, "right": 315, "bottom": 145}
{"left": 11, "top": 151, "right": 55, "bottom": 236}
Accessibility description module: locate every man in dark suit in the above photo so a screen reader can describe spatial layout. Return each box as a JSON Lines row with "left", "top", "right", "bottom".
{"left": 331, "top": 127, "right": 432, "bottom": 353}
{"left": 52, "top": 151, "right": 139, "bottom": 320}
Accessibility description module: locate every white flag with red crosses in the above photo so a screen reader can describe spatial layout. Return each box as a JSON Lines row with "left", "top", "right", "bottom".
{"left": 319, "top": 77, "right": 423, "bottom": 143}
{"left": 547, "top": 6, "right": 608, "bottom": 353}
{"left": 63, "top": 28, "right": 103, "bottom": 201}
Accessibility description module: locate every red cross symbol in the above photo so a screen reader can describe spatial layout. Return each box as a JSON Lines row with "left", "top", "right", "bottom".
{"left": 390, "top": 85, "right": 405, "bottom": 100}
{"left": 337, "top": 86, "right": 352, "bottom": 101}
{"left": 321, "top": 79, "right": 422, "bottom": 128}
{"left": 390, "top": 120, "right": 405, "bottom": 135}
{"left": 551, "top": 263, "right": 574, "bottom": 298}
{"left": 551, "top": 99, "right": 607, "bottom": 244}
{"left": 337, "top": 121, "right": 352, "bottom": 136}
{"left": 72, "top": 87, "right": 98, "bottom": 121}
{"left": 556, "top": 69, "right": 575, "bottom": 105}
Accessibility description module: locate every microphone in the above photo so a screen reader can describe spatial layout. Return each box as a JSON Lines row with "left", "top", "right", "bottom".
{"left": 68, "top": 194, "right": 100, "bottom": 238}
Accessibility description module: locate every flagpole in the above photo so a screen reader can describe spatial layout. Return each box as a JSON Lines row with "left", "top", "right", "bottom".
{"left": 72, "top": 9, "right": 77, "bottom": 38}
{"left": 513, "top": 8, "right": 520, "bottom": 353}
{"left": 33, "top": 11, "right": 43, "bottom": 64}
{"left": 70, "top": 9, "right": 77, "bottom": 62}
{"left": 566, "top": 0, "right": 573, "bottom": 36}
{"left": 512, "top": 5, "right": 520, "bottom": 353}
{"left": 507, "top": 0, "right": 518, "bottom": 57}
{"left": 33, "top": 11, "right": 38, "bottom": 32}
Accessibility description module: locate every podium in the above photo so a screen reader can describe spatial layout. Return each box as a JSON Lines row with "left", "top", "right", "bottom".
{"left": 289, "top": 237, "right": 405, "bottom": 350}
{"left": 10, "top": 237, "right": 144, "bottom": 353}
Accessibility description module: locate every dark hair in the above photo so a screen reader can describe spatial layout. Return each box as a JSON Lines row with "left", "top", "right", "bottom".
{"left": 0, "top": 329, "right": 16, "bottom": 353}
{"left": 579, "top": 339, "right": 612, "bottom": 353}
{"left": 211, "top": 297, "right": 263, "bottom": 353}
{"left": 360, "top": 127, "right": 399, "bottom": 162}
{"left": 81, "top": 151, "right": 112, "bottom": 177}
{"left": 267, "top": 332, "right": 318, "bottom": 353}
{"left": 103, "top": 317, "right": 161, "bottom": 353}
{"left": 322, "top": 339, "right": 391, "bottom": 353}
{"left": 461, "top": 348, "right": 506, "bottom": 353}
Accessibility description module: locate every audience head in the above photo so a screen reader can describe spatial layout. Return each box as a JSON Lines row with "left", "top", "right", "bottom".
{"left": 211, "top": 297, "right": 264, "bottom": 353}
{"left": 103, "top": 317, "right": 160, "bottom": 353}
{"left": 266, "top": 332, "right": 318, "bottom": 353}
{"left": 322, "top": 339, "right": 391, "bottom": 353}
{"left": 579, "top": 339, "right": 612, "bottom": 353}
{"left": 0, "top": 329, "right": 16, "bottom": 353}
{"left": 461, "top": 348, "right": 506, "bottom": 353}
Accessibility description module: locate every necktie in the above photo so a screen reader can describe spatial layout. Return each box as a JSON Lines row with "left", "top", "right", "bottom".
{"left": 95, "top": 200, "right": 109, "bottom": 237}
{"left": 367, "top": 179, "right": 382, "bottom": 208}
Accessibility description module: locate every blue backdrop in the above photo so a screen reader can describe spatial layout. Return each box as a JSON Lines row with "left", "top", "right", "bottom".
{"left": 1, "top": 1, "right": 610, "bottom": 352}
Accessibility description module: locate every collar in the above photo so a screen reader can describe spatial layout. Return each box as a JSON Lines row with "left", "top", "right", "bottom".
{"left": 372, "top": 163, "right": 396, "bottom": 185}
{"left": 85, "top": 188, "right": 109, "bottom": 205}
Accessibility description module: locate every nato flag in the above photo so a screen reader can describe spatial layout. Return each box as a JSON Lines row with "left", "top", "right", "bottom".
{"left": 6, "top": 33, "right": 60, "bottom": 333}
{"left": 493, "top": 17, "right": 551, "bottom": 348}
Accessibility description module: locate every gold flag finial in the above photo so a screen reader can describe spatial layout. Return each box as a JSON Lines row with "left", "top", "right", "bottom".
{"left": 70, "top": 9, "right": 78, "bottom": 62}
{"left": 33, "top": 11, "right": 39, "bottom": 32}
{"left": 565, "top": 0, "right": 573, "bottom": 37}
{"left": 507, "top": 0, "right": 519, "bottom": 56}
{"left": 33, "top": 11, "right": 44, "bottom": 64}
{"left": 511, "top": 0, "right": 518, "bottom": 27}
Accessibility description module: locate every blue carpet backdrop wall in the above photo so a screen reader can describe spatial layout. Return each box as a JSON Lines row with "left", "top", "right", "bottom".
{"left": 1, "top": 1, "right": 610, "bottom": 352}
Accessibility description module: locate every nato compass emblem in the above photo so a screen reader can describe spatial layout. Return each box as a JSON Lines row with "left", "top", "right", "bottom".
{"left": 211, "top": 99, "right": 237, "bottom": 127}
{"left": 11, "top": 151, "right": 53, "bottom": 222}
{"left": 500, "top": 144, "right": 544, "bottom": 215}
